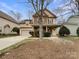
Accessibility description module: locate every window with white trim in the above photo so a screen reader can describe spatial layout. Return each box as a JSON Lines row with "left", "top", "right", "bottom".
{"left": 48, "top": 18, "right": 52, "bottom": 24}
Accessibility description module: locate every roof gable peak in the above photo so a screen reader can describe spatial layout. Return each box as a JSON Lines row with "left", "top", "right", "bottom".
{"left": 33, "top": 8, "right": 57, "bottom": 18}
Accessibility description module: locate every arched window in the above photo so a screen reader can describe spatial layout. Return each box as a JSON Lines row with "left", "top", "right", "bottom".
{"left": 4, "top": 24, "right": 10, "bottom": 28}
{"left": 4, "top": 24, "right": 10, "bottom": 34}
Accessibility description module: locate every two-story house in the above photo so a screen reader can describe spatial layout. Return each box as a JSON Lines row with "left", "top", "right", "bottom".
{"left": 32, "top": 9, "right": 58, "bottom": 36}
{"left": 20, "top": 9, "right": 59, "bottom": 36}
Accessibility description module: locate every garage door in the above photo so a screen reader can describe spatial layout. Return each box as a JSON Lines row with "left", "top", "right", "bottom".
{"left": 21, "top": 30, "right": 31, "bottom": 36}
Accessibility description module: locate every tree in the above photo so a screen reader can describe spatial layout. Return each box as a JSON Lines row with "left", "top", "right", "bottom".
{"left": 27, "top": 0, "right": 53, "bottom": 39}
{"left": 12, "top": 27, "right": 20, "bottom": 35}
{"left": 59, "top": 26, "right": 70, "bottom": 36}
{"left": 54, "top": 0, "right": 79, "bottom": 24}
{"left": 76, "top": 0, "right": 79, "bottom": 4}
{"left": 77, "top": 27, "right": 79, "bottom": 36}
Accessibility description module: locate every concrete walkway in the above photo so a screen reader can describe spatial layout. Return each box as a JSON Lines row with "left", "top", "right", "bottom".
{"left": 0, "top": 36, "right": 28, "bottom": 50}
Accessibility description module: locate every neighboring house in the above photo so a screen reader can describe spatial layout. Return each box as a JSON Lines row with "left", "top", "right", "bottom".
{"left": 64, "top": 15, "right": 79, "bottom": 36}
{"left": 57, "top": 15, "right": 79, "bottom": 36}
{"left": 56, "top": 0, "right": 79, "bottom": 36}
{"left": 20, "top": 20, "right": 32, "bottom": 36}
{"left": 32, "top": 9, "right": 58, "bottom": 36}
{"left": 0, "top": 11, "right": 19, "bottom": 34}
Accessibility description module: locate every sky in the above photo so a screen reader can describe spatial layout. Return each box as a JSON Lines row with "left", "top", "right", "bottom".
{"left": 0, "top": 0, "right": 78, "bottom": 21}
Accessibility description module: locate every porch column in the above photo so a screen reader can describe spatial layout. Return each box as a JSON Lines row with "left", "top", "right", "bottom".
{"left": 46, "top": 26, "right": 48, "bottom": 32}
{"left": 33, "top": 27, "right": 35, "bottom": 37}
{"left": 51, "top": 28, "right": 57, "bottom": 37}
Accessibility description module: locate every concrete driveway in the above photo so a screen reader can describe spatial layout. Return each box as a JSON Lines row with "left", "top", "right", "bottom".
{"left": 0, "top": 36, "right": 28, "bottom": 51}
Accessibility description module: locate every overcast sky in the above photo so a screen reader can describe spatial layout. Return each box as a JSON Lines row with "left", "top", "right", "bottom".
{"left": 0, "top": 0, "right": 78, "bottom": 21}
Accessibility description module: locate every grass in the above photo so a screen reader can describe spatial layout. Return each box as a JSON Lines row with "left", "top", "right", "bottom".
{"left": 60, "top": 36, "right": 79, "bottom": 41}
{"left": 0, "top": 36, "right": 79, "bottom": 59}
{"left": 0, "top": 39, "right": 78, "bottom": 59}
{"left": 0, "top": 34, "right": 19, "bottom": 38}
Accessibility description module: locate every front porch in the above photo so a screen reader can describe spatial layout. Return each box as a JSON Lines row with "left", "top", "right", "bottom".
{"left": 34, "top": 26, "right": 52, "bottom": 32}
{"left": 33, "top": 25, "right": 60, "bottom": 37}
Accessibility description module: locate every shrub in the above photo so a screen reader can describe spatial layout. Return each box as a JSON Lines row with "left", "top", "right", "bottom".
{"left": 43, "top": 32, "right": 51, "bottom": 37}
{"left": 77, "top": 27, "right": 79, "bottom": 36}
{"left": 29, "top": 31, "right": 39, "bottom": 37}
{"left": 29, "top": 31, "right": 34, "bottom": 37}
{"left": 29, "top": 31, "right": 51, "bottom": 37}
{"left": 35, "top": 31, "right": 39, "bottom": 37}
{"left": 0, "top": 30, "right": 2, "bottom": 32}
{"left": 59, "top": 26, "right": 70, "bottom": 36}
{"left": 12, "top": 27, "right": 20, "bottom": 35}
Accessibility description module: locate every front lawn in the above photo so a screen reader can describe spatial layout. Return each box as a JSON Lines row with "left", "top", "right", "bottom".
{"left": 0, "top": 39, "right": 79, "bottom": 59}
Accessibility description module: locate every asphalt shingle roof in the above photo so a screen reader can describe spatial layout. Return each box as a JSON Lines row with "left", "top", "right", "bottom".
{"left": 0, "top": 11, "right": 18, "bottom": 24}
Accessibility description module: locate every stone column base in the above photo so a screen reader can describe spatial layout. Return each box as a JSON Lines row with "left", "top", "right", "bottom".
{"left": 51, "top": 29, "right": 57, "bottom": 37}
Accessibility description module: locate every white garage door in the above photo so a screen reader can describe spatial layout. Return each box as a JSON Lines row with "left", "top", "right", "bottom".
{"left": 21, "top": 30, "right": 31, "bottom": 36}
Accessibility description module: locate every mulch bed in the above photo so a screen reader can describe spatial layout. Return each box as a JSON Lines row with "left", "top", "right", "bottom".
{"left": 0, "top": 39, "right": 79, "bottom": 59}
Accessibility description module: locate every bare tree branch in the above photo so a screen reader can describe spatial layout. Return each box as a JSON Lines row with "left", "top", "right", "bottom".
{"left": 9, "top": 11, "right": 21, "bottom": 21}
{"left": 26, "top": 0, "right": 53, "bottom": 38}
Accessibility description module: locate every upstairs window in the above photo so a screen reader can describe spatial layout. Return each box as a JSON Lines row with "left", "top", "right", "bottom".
{"left": 48, "top": 18, "right": 52, "bottom": 24}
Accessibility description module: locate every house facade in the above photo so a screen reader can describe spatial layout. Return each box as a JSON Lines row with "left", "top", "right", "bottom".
{"left": 0, "top": 11, "right": 19, "bottom": 34}
{"left": 20, "top": 9, "right": 58, "bottom": 36}
{"left": 56, "top": 15, "right": 79, "bottom": 36}
{"left": 32, "top": 9, "right": 58, "bottom": 36}
{"left": 64, "top": 15, "right": 79, "bottom": 36}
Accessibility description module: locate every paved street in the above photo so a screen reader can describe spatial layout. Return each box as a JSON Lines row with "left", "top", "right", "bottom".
{"left": 0, "top": 36, "right": 28, "bottom": 50}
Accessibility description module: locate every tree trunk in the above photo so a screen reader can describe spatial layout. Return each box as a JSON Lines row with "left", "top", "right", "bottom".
{"left": 39, "top": 23, "right": 43, "bottom": 39}
{"left": 39, "top": 17, "right": 43, "bottom": 39}
{"left": 39, "top": 3, "right": 43, "bottom": 39}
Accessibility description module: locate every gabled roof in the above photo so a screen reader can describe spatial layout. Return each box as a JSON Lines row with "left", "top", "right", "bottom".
{"left": 0, "top": 11, "right": 18, "bottom": 24}
{"left": 33, "top": 8, "right": 57, "bottom": 18}
{"left": 64, "top": 15, "right": 79, "bottom": 25}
